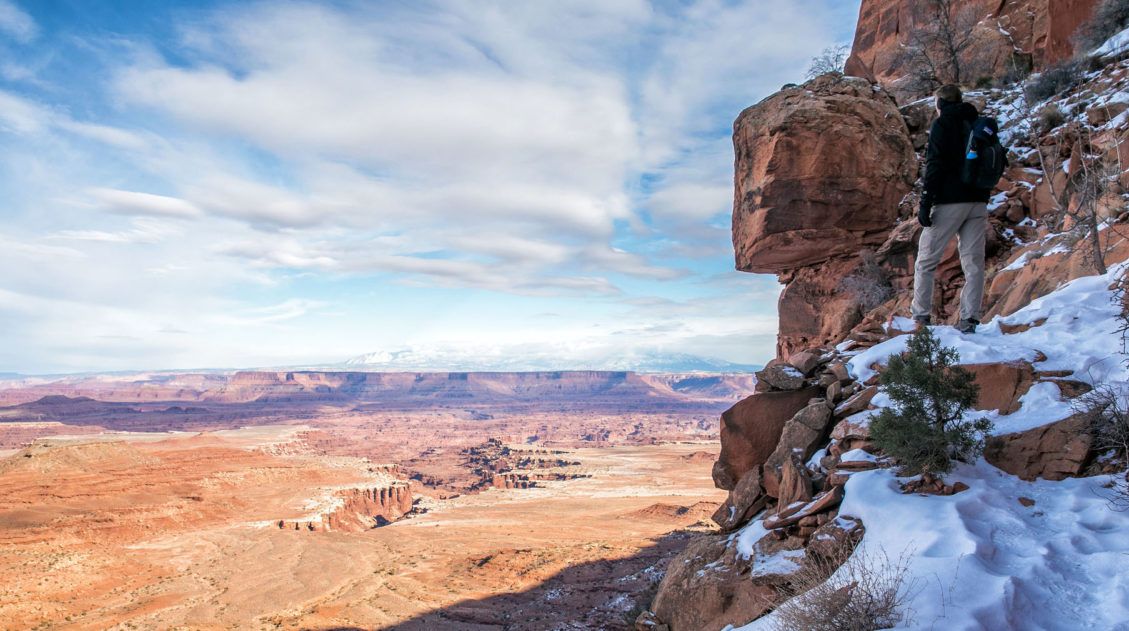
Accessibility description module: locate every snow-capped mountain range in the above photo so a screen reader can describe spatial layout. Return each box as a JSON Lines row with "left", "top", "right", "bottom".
{"left": 340, "top": 345, "right": 760, "bottom": 373}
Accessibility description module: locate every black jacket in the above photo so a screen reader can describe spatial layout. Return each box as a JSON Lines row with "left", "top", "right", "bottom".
{"left": 923, "top": 100, "right": 992, "bottom": 204}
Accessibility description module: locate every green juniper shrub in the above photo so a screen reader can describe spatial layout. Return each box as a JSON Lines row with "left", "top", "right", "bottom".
{"left": 869, "top": 327, "right": 994, "bottom": 476}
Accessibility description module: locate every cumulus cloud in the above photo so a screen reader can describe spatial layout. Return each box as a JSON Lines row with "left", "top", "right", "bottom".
{"left": 0, "top": 0, "right": 860, "bottom": 372}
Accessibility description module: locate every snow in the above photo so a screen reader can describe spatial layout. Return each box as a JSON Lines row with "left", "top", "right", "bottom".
{"left": 724, "top": 265, "right": 1129, "bottom": 631}
{"left": 839, "top": 448, "right": 878, "bottom": 463}
{"left": 780, "top": 365, "right": 804, "bottom": 378}
{"left": 732, "top": 519, "right": 770, "bottom": 559}
{"left": 885, "top": 316, "right": 917, "bottom": 334}
{"left": 727, "top": 266, "right": 1129, "bottom": 629}
{"left": 1094, "top": 26, "right": 1129, "bottom": 58}
{"left": 848, "top": 265, "right": 1128, "bottom": 393}
{"left": 807, "top": 446, "right": 828, "bottom": 470}
{"left": 1001, "top": 250, "right": 1038, "bottom": 272}
{"left": 733, "top": 461, "right": 1129, "bottom": 631}
{"left": 749, "top": 548, "right": 805, "bottom": 579}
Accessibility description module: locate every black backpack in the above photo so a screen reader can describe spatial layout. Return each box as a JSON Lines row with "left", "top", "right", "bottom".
{"left": 961, "top": 116, "right": 1007, "bottom": 190}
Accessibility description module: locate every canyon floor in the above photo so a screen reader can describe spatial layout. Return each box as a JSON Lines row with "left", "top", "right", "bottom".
{"left": 0, "top": 418, "right": 725, "bottom": 630}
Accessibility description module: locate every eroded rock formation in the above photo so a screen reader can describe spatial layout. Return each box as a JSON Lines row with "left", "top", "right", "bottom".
{"left": 846, "top": 0, "right": 1100, "bottom": 97}
{"left": 732, "top": 74, "right": 916, "bottom": 357}
{"left": 327, "top": 484, "right": 414, "bottom": 531}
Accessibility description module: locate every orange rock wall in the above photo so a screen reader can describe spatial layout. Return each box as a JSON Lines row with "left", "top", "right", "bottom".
{"left": 323, "top": 484, "right": 413, "bottom": 531}
{"left": 846, "top": 0, "right": 1099, "bottom": 90}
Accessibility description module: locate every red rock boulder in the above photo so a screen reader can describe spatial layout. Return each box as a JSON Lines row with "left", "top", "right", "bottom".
{"left": 985, "top": 414, "right": 1094, "bottom": 480}
{"left": 649, "top": 535, "right": 777, "bottom": 630}
{"left": 963, "top": 361, "right": 1037, "bottom": 414}
{"left": 731, "top": 74, "right": 916, "bottom": 356}
{"left": 732, "top": 74, "right": 915, "bottom": 274}
{"left": 713, "top": 387, "right": 822, "bottom": 490}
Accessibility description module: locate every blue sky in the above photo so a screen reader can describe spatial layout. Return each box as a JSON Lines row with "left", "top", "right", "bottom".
{"left": 0, "top": 0, "right": 861, "bottom": 374}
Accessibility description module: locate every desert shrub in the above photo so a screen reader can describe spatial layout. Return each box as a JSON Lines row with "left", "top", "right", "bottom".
{"left": 1024, "top": 60, "right": 1085, "bottom": 105}
{"left": 770, "top": 546, "right": 918, "bottom": 631}
{"left": 807, "top": 44, "right": 850, "bottom": 80}
{"left": 1075, "top": 0, "right": 1129, "bottom": 53}
{"left": 1074, "top": 385, "right": 1129, "bottom": 509}
{"left": 1036, "top": 104, "right": 1066, "bottom": 134}
{"left": 869, "top": 327, "right": 994, "bottom": 475}
{"left": 996, "top": 55, "right": 1034, "bottom": 87}
{"left": 840, "top": 251, "right": 894, "bottom": 312}
{"left": 895, "top": 0, "right": 982, "bottom": 94}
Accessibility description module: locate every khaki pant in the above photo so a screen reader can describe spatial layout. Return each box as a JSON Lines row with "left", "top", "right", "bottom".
{"left": 911, "top": 201, "right": 988, "bottom": 322}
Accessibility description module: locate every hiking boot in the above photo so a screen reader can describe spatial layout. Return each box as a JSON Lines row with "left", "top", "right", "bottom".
{"left": 913, "top": 315, "right": 931, "bottom": 332}
{"left": 956, "top": 318, "right": 979, "bottom": 334}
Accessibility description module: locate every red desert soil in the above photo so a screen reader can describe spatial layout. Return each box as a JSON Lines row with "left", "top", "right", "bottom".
{"left": 0, "top": 426, "right": 724, "bottom": 630}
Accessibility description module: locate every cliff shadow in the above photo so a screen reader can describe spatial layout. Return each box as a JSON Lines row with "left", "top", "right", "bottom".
{"left": 312, "top": 529, "right": 700, "bottom": 631}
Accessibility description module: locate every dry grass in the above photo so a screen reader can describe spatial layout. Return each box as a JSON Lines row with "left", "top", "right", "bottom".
{"left": 769, "top": 544, "right": 918, "bottom": 631}
{"left": 1074, "top": 385, "right": 1129, "bottom": 509}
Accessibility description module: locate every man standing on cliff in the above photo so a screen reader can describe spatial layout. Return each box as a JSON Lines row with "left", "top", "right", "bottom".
{"left": 912, "top": 84, "right": 990, "bottom": 334}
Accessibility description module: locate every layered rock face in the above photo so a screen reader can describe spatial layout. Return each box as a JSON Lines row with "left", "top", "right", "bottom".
{"left": 323, "top": 484, "right": 413, "bottom": 532}
{"left": 845, "top": 0, "right": 1099, "bottom": 96}
{"left": 732, "top": 74, "right": 916, "bottom": 357}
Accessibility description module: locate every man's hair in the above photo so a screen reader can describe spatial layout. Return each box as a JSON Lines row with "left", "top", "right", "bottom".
{"left": 935, "top": 84, "right": 963, "bottom": 104}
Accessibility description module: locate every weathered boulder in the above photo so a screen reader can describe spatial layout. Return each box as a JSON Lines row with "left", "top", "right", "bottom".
{"left": 775, "top": 455, "right": 814, "bottom": 511}
{"left": 788, "top": 349, "right": 827, "bottom": 376}
{"left": 731, "top": 74, "right": 915, "bottom": 357}
{"left": 633, "top": 611, "right": 669, "bottom": 631}
{"left": 963, "top": 361, "right": 1037, "bottom": 414}
{"left": 807, "top": 515, "right": 865, "bottom": 560}
{"left": 834, "top": 385, "right": 878, "bottom": 418}
{"left": 985, "top": 236, "right": 1129, "bottom": 320}
{"left": 756, "top": 363, "right": 807, "bottom": 391}
{"left": 764, "top": 486, "right": 846, "bottom": 530}
{"left": 830, "top": 410, "right": 877, "bottom": 460}
{"left": 764, "top": 401, "right": 834, "bottom": 497}
{"left": 985, "top": 413, "right": 1094, "bottom": 480}
{"left": 714, "top": 387, "right": 823, "bottom": 490}
{"left": 845, "top": 0, "right": 1099, "bottom": 97}
{"left": 712, "top": 466, "right": 769, "bottom": 532}
{"left": 733, "top": 74, "right": 915, "bottom": 272}
{"left": 649, "top": 535, "right": 777, "bottom": 631}
{"left": 776, "top": 258, "right": 886, "bottom": 357}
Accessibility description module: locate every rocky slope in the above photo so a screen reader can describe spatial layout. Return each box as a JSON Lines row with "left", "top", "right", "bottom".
{"left": 640, "top": 2, "right": 1129, "bottom": 629}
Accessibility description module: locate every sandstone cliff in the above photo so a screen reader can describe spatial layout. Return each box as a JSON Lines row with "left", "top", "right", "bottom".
{"left": 277, "top": 483, "right": 414, "bottom": 532}
{"left": 846, "top": 0, "right": 1100, "bottom": 98}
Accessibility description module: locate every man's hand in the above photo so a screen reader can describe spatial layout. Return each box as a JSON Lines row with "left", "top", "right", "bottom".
{"left": 918, "top": 196, "right": 933, "bottom": 228}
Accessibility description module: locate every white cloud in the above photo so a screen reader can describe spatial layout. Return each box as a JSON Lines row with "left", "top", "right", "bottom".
{"left": 88, "top": 188, "right": 203, "bottom": 219}
{"left": 0, "top": 0, "right": 36, "bottom": 43}
{"left": 47, "top": 218, "right": 182, "bottom": 244}
{"left": 0, "top": 0, "right": 862, "bottom": 372}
